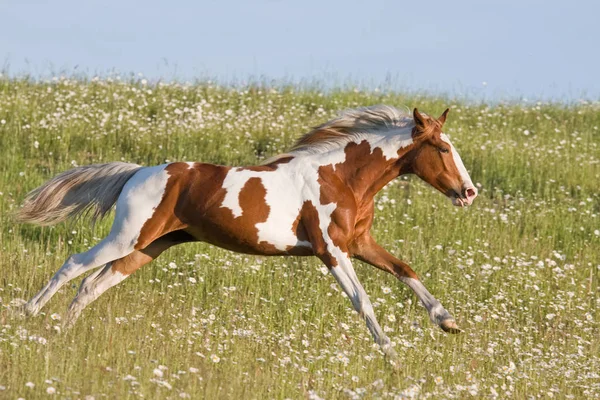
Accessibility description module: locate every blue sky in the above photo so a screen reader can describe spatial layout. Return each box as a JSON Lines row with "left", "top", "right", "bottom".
{"left": 2, "top": 0, "right": 599, "bottom": 101}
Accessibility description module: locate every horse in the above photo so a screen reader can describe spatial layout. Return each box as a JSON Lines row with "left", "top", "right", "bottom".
{"left": 16, "top": 106, "right": 477, "bottom": 358}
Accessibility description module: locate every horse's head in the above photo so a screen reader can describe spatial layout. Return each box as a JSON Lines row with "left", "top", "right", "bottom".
{"left": 402, "top": 108, "right": 477, "bottom": 207}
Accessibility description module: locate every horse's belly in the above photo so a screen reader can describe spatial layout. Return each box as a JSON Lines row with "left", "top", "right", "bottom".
{"left": 184, "top": 192, "right": 312, "bottom": 255}
{"left": 185, "top": 215, "right": 312, "bottom": 256}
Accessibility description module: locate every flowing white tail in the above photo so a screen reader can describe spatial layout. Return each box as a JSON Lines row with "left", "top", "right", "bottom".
{"left": 16, "top": 162, "right": 141, "bottom": 226}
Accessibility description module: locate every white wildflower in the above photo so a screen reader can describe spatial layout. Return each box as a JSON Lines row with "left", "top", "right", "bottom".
{"left": 153, "top": 368, "right": 164, "bottom": 378}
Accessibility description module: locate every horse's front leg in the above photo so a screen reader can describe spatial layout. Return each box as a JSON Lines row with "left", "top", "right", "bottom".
{"left": 316, "top": 247, "right": 397, "bottom": 359}
{"left": 351, "top": 234, "right": 461, "bottom": 333}
{"left": 299, "top": 199, "right": 396, "bottom": 359}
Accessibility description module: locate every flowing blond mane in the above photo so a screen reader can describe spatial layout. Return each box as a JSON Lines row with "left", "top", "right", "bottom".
{"left": 261, "top": 105, "right": 416, "bottom": 164}
{"left": 291, "top": 105, "right": 415, "bottom": 153}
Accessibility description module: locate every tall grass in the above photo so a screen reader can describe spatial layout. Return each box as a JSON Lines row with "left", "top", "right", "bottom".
{"left": 0, "top": 76, "right": 598, "bottom": 399}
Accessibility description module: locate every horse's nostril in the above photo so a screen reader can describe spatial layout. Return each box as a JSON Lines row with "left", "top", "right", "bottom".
{"left": 464, "top": 187, "right": 477, "bottom": 199}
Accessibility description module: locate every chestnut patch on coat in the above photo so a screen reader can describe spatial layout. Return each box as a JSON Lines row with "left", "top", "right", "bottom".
{"left": 313, "top": 140, "right": 419, "bottom": 263}
{"left": 134, "top": 163, "right": 192, "bottom": 250}
{"left": 285, "top": 200, "right": 318, "bottom": 256}
{"left": 290, "top": 210, "right": 308, "bottom": 243}
{"left": 114, "top": 230, "right": 196, "bottom": 275}
{"left": 310, "top": 141, "right": 393, "bottom": 265}
{"left": 138, "top": 162, "right": 282, "bottom": 255}
{"left": 289, "top": 200, "right": 334, "bottom": 261}
{"left": 243, "top": 156, "right": 294, "bottom": 172}
{"left": 236, "top": 177, "right": 277, "bottom": 252}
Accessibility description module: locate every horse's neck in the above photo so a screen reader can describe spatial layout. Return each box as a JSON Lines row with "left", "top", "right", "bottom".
{"left": 301, "top": 140, "right": 405, "bottom": 202}
{"left": 343, "top": 159, "right": 401, "bottom": 201}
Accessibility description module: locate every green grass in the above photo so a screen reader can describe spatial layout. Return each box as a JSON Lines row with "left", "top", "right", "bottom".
{"left": 0, "top": 76, "right": 598, "bottom": 399}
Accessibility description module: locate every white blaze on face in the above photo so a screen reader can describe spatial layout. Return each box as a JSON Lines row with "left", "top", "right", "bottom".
{"left": 440, "top": 133, "right": 474, "bottom": 188}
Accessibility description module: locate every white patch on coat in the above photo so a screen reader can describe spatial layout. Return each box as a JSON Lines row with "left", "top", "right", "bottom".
{"left": 254, "top": 170, "right": 313, "bottom": 250}
{"left": 221, "top": 168, "right": 263, "bottom": 218}
{"left": 219, "top": 147, "right": 349, "bottom": 250}
{"left": 440, "top": 134, "right": 474, "bottom": 187}
{"left": 115, "top": 164, "right": 170, "bottom": 247}
{"left": 219, "top": 137, "right": 413, "bottom": 251}
{"left": 369, "top": 132, "right": 413, "bottom": 160}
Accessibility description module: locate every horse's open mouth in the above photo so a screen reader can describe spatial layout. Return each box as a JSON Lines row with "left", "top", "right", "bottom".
{"left": 447, "top": 189, "right": 465, "bottom": 207}
{"left": 451, "top": 196, "right": 469, "bottom": 207}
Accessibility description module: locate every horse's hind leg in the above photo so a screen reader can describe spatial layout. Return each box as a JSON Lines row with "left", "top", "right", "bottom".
{"left": 24, "top": 166, "right": 176, "bottom": 316}
{"left": 24, "top": 233, "right": 139, "bottom": 316}
{"left": 63, "top": 262, "right": 123, "bottom": 326}
{"left": 64, "top": 231, "right": 195, "bottom": 327}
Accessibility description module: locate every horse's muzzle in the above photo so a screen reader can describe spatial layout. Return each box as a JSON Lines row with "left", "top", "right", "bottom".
{"left": 450, "top": 186, "right": 478, "bottom": 207}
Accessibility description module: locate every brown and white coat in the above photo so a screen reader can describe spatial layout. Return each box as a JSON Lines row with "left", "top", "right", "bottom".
{"left": 17, "top": 105, "right": 477, "bottom": 358}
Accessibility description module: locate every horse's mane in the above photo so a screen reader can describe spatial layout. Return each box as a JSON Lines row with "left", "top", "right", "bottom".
{"left": 261, "top": 105, "right": 417, "bottom": 164}
{"left": 292, "top": 105, "right": 414, "bottom": 152}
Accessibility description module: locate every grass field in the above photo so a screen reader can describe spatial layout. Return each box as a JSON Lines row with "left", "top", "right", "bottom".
{"left": 0, "top": 76, "right": 598, "bottom": 399}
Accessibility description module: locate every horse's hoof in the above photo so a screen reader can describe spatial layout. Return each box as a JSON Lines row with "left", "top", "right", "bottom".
{"left": 440, "top": 319, "right": 462, "bottom": 334}
{"left": 380, "top": 343, "right": 400, "bottom": 366}
{"left": 387, "top": 357, "right": 401, "bottom": 370}
{"left": 10, "top": 304, "right": 29, "bottom": 319}
{"left": 62, "top": 313, "right": 78, "bottom": 331}
{"left": 384, "top": 350, "right": 401, "bottom": 369}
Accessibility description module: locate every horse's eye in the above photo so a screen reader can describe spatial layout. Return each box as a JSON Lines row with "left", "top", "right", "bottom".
{"left": 438, "top": 147, "right": 449, "bottom": 154}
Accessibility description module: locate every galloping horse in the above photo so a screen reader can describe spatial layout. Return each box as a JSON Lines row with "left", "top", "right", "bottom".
{"left": 17, "top": 106, "right": 477, "bottom": 357}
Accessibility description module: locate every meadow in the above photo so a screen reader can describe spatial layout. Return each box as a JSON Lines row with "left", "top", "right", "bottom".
{"left": 0, "top": 76, "right": 598, "bottom": 399}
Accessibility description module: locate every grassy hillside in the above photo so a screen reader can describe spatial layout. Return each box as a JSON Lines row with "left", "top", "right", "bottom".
{"left": 0, "top": 77, "right": 598, "bottom": 399}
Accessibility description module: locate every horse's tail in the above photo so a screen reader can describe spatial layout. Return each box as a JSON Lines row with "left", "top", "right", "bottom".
{"left": 15, "top": 162, "right": 143, "bottom": 226}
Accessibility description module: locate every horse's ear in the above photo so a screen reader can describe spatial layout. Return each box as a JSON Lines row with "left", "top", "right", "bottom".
{"left": 413, "top": 108, "right": 426, "bottom": 128}
{"left": 438, "top": 108, "right": 450, "bottom": 125}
